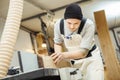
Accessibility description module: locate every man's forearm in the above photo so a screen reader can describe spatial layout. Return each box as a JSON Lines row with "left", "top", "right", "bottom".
{"left": 62, "top": 49, "right": 87, "bottom": 59}
{"left": 54, "top": 43, "right": 63, "bottom": 53}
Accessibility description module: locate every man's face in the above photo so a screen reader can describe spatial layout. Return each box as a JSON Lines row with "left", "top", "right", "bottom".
{"left": 66, "top": 19, "right": 81, "bottom": 32}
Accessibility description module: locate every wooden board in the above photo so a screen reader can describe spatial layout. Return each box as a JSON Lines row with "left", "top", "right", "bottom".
{"left": 37, "top": 55, "right": 71, "bottom": 68}
{"left": 94, "top": 10, "right": 120, "bottom": 80}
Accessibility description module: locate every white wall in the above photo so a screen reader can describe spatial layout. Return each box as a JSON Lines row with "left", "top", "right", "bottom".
{"left": 15, "top": 29, "right": 34, "bottom": 53}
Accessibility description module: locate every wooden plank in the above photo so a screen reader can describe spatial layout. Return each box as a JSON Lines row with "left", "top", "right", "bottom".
{"left": 94, "top": 10, "right": 120, "bottom": 80}
{"left": 37, "top": 55, "right": 71, "bottom": 68}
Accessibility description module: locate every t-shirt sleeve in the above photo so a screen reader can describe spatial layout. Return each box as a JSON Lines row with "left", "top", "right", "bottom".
{"left": 54, "top": 19, "right": 64, "bottom": 44}
{"left": 80, "top": 19, "right": 95, "bottom": 50}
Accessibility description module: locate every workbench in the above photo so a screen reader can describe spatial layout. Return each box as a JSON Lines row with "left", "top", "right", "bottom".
{"left": 2, "top": 68, "right": 60, "bottom": 80}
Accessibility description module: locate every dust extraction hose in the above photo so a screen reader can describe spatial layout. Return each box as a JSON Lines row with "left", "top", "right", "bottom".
{"left": 0, "top": 0, "right": 24, "bottom": 78}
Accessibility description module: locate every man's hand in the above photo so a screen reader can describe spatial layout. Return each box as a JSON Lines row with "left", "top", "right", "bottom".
{"left": 50, "top": 53, "right": 64, "bottom": 64}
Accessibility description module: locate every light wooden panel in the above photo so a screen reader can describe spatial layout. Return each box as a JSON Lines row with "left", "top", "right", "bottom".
{"left": 37, "top": 55, "right": 71, "bottom": 68}
{"left": 94, "top": 10, "right": 120, "bottom": 80}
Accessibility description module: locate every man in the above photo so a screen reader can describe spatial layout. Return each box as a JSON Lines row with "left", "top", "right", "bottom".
{"left": 51, "top": 3, "right": 104, "bottom": 80}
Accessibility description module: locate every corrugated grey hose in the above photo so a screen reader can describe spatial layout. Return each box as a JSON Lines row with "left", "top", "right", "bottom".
{"left": 0, "top": 0, "right": 24, "bottom": 78}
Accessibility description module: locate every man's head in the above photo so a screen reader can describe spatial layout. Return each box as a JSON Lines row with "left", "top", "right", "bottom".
{"left": 64, "top": 3, "right": 83, "bottom": 20}
{"left": 64, "top": 4, "right": 83, "bottom": 32}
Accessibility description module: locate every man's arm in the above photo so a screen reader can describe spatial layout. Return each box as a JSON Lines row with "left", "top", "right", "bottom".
{"left": 62, "top": 48, "right": 89, "bottom": 59}
{"left": 54, "top": 43, "right": 63, "bottom": 53}
{"left": 51, "top": 47, "right": 89, "bottom": 64}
